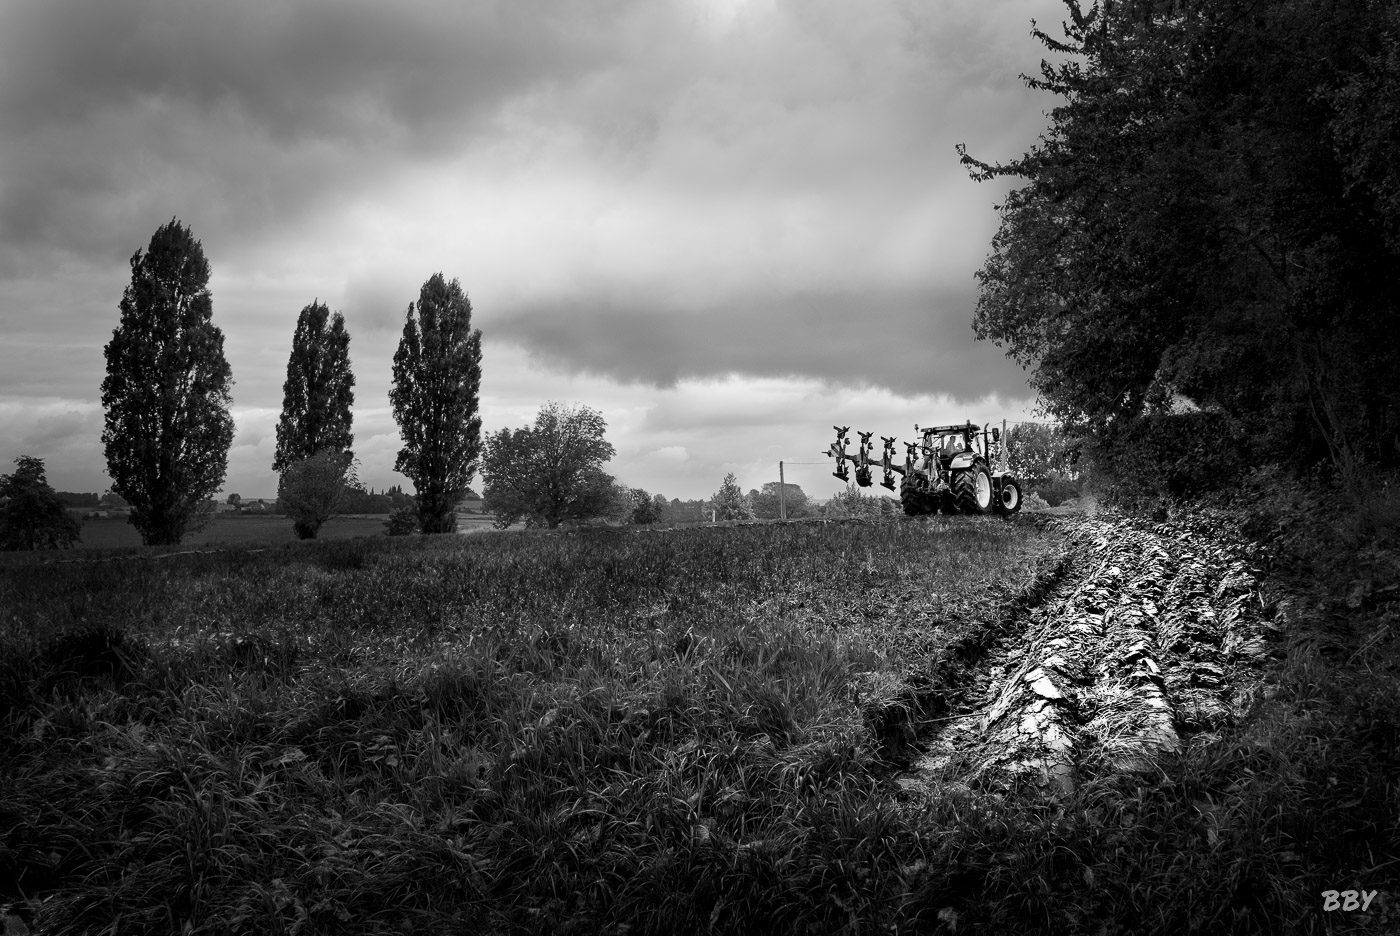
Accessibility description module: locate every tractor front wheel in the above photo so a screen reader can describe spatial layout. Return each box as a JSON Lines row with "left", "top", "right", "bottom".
{"left": 995, "top": 478, "right": 1022, "bottom": 516}
{"left": 952, "top": 465, "right": 993, "bottom": 515}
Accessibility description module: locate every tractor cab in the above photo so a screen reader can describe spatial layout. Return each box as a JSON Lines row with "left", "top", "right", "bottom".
{"left": 936, "top": 432, "right": 968, "bottom": 466}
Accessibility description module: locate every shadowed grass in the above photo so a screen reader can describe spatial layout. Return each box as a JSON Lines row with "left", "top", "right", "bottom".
{"left": 0, "top": 519, "right": 1041, "bottom": 935}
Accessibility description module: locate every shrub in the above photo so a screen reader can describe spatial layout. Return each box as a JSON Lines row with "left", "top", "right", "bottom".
{"left": 1028, "top": 475, "right": 1084, "bottom": 507}
{"left": 385, "top": 506, "right": 419, "bottom": 536}
{"left": 1088, "top": 411, "right": 1249, "bottom": 510}
{"left": 278, "top": 451, "right": 356, "bottom": 540}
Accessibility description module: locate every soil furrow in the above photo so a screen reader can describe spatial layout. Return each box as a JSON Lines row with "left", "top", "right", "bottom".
{"left": 889, "top": 512, "right": 1285, "bottom": 808}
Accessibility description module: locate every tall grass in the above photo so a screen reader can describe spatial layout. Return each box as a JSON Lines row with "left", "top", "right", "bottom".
{"left": 2, "top": 512, "right": 1395, "bottom": 934}
{"left": 1, "top": 519, "right": 1048, "bottom": 935}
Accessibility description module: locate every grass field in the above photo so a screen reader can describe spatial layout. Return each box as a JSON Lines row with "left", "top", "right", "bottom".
{"left": 1, "top": 511, "right": 1397, "bottom": 934}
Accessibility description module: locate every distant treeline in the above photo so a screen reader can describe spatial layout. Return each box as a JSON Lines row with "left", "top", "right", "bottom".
{"left": 338, "top": 486, "right": 418, "bottom": 515}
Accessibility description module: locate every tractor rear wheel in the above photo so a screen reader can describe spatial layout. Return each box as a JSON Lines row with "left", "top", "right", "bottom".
{"left": 900, "top": 477, "right": 931, "bottom": 516}
{"left": 995, "top": 478, "right": 1022, "bottom": 516}
{"left": 952, "top": 465, "right": 993, "bottom": 515}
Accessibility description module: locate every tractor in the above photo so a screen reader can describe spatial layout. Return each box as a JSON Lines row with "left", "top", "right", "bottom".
{"left": 825, "top": 421, "right": 1022, "bottom": 517}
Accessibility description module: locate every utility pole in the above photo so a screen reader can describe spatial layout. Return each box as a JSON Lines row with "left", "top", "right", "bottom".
{"left": 779, "top": 461, "right": 787, "bottom": 520}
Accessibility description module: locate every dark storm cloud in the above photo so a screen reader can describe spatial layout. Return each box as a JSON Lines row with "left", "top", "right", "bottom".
{"left": 0, "top": 0, "right": 628, "bottom": 141}
{"left": 0, "top": 0, "right": 623, "bottom": 262}
{"left": 493, "top": 284, "right": 1031, "bottom": 402}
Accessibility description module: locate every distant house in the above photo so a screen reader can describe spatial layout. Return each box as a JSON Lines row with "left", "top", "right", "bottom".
{"left": 215, "top": 501, "right": 238, "bottom": 513}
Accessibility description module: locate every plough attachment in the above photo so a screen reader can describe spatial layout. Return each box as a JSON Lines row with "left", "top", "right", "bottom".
{"left": 824, "top": 421, "right": 1023, "bottom": 517}
{"left": 825, "top": 428, "right": 901, "bottom": 489}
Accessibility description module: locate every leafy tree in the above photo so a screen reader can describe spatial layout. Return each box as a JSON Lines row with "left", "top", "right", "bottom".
{"left": 626, "top": 487, "right": 665, "bottom": 524}
{"left": 711, "top": 472, "right": 752, "bottom": 521}
{"left": 481, "top": 402, "right": 618, "bottom": 529}
{"left": 273, "top": 301, "right": 356, "bottom": 473}
{"left": 1006, "top": 423, "right": 1080, "bottom": 485}
{"left": 385, "top": 506, "right": 418, "bottom": 536}
{"left": 604, "top": 483, "right": 636, "bottom": 525}
{"left": 390, "top": 274, "right": 484, "bottom": 534}
{"left": 0, "top": 457, "right": 82, "bottom": 551}
{"left": 668, "top": 497, "right": 707, "bottom": 524}
{"left": 278, "top": 451, "right": 358, "bottom": 539}
{"left": 749, "top": 481, "right": 809, "bottom": 519}
{"left": 101, "top": 219, "right": 235, "bottom": 545}
{"left": 226, "top": 493, "right": 241, "bottom": 506}
{"left": 961, "top": 0, "right": 1400, "bottom": 494}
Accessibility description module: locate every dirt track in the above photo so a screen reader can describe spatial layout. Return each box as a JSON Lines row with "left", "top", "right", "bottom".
{"left": 891, "top": 512, "right": 1286, "bottom": 803}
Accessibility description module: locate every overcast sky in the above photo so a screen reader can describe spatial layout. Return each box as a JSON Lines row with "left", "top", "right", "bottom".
{"left": 0, "top": 0, "right": 1064, "bottom": 503}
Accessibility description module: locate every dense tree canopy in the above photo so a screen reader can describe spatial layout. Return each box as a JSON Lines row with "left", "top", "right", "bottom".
{"left": 0, "top": 457, "right": 82, "bottom": 551}
{"left": 961, "top": 0, "right": 1400, "bottom": 489}
{"left": 668, "top": 498, "right": 710, "bottom": 524}
{"left": 481, "top": 402, "right": 618, "bottom": 529}
{"left": 711, "top": 473, "right": 752, "bottom": 521}
{"left": 278, "top": 451, "right": 358, "bottom": 540}
{"left": 749, "top": 482, "right": 809, "bottom": 519}
{"left": 101, "top": 219, "right": 235, "bottom": 545}
{"left": 390, "top": 274, "right": 484, "bottom": 534}
{"left": 1005, "top": 423, "right": 1080, "bottom": 485}
{"left": 626, "top": 487, "right": 667, "bottom": 524}
{"left": 274, "top": 300, "right": 355, "bottom": 473}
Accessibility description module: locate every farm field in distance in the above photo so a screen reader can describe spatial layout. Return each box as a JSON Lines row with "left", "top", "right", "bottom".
{"left": 72, "top": 513, "right": 503, "bottom": 550}
{"left": 1, "top": 513, "right": 1396, "bottom": 934}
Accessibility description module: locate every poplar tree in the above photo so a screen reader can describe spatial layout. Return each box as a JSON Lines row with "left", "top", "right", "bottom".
{"left": 389, "top": 273, "right": 484, "bottom": 534}
{"left": 101, "top": 219, "right": 234, "bottom": 546}
{"left": 273, "top": 300, "right": 356, "bottom": 472}
{"left": 711, "top": 472, "right": 752, "bottom": 521}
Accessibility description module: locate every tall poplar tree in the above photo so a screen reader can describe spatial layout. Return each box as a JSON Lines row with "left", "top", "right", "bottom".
{"left": 101, "top": 219, "right": 234, "bottom": 546}
{"left": 273, "top": 300, "right": 356, "bottom": 472}
{"left": 389, "top": 273, "right": 483, "bottom": 534}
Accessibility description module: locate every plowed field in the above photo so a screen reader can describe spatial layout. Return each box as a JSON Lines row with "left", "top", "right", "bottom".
{"left": 894, "top": 514, "right": 1281, "bottom": 800}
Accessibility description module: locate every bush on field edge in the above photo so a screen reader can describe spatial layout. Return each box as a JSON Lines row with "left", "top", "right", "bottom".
{"left": 384, "top": 506, "right": 419, "bottom": 536}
